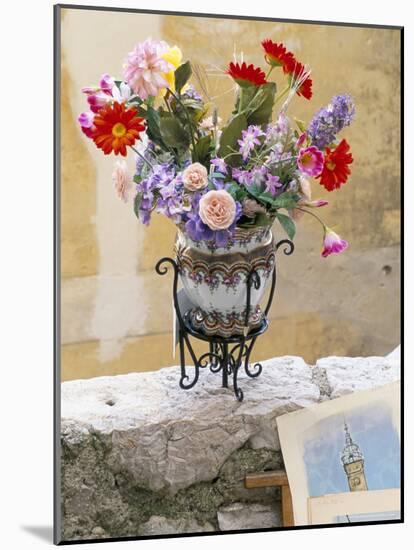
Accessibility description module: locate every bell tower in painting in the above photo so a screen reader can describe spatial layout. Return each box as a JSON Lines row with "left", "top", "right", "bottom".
{"left": 341, "top": 421, "right": 368, "bottom": 492}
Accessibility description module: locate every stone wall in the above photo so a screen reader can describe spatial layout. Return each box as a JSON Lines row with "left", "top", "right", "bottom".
{"left": 60, "top": 352, "right": 400, "bottom": 541}
{"left": 59, "top": 8, "right": 401, "bottom": 381}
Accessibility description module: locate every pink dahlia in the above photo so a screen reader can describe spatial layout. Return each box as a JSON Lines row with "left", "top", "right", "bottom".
{"left": 297, "top": 146, "right": 324, "bottom": 177}
{"left": 321, "top": 228, "right": 348, "bottom": 258}
{"left": 112, "top": 160, "right": 132, "bottom": 203}
{"left": 123, "top": 39, "right": 173, "bottom": 99}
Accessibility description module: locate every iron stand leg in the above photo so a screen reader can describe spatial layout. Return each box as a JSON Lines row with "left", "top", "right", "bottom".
{"left": 155, "top": 238, "right": 294, "bottom": 401}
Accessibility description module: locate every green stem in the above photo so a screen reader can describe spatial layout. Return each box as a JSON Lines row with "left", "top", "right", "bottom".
{"left": 238, "top": 87, "right": 244, "bottom": 114}
{"left": 163, "top": 95, "right": 172, "bottom": 114}
{"left": 168, "top": 88, "right": 197, "bottom": 158}
{"left": 274, "top": 84, "right": 290, "bottom": 104}
{"left": 295, "top": 207, "right": 327, "bottom": 234}
{"left": 265, "top": 65, "right": 275, "bottom": 80}
{"left": 130, "top": 145, "right": 153, "bottom": 169}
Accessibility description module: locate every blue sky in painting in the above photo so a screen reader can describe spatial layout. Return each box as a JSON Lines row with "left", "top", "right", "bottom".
{"left": 303, "top": 402, "right": 400, "bottom": 497}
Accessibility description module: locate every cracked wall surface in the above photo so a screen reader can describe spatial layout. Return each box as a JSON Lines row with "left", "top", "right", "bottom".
{"left": 59, "top": 353, "right": 400, "bottom": 542}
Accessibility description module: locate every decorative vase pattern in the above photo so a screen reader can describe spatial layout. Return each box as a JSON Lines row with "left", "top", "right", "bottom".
{"left": 175, "top": 226, "right": 275, "bottom": 337}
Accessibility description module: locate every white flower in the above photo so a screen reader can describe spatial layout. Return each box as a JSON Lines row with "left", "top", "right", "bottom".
{"left": 111, "top": 82, "right": 132, "bottom": 103}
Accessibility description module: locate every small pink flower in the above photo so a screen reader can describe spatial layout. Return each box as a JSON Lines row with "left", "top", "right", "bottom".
{"left": 296, "top": 132, "right": 307, "bottom": 148}
{"left": 78, "top": 111, "right": 95, "bottom": 138}
{"left": 199, "top": 190, "right": 236, "bottom": 230}
{"left": 306, "top": 199, "right": 329, "bottom": 208}
{"left": 78, "top": 111, "right": 94, "bottom": 128}
{"left": 123, "top": 39, "right": 173, "bottom": 99}
{"left": 86, "top": 91, "right": 110, "bottom": 113}
{"left": 99, "top": 73, "right": 114, "bottom": 94}
{"left": 298, "top": 146, "right": 324, "bottom": 177}
{"left": 112, "top": 160, "right": 132, "bottom": 203}
{"left": 182, "top": 162, "right": 208, "bottom": 192}
{"left": 81, "top": 85, "right": 99, "bottom": 95}
{"left": 321, "top": 228, "right": 348, "bottom": 258}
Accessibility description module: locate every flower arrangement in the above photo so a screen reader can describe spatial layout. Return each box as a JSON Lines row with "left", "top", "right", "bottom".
{"left": 79, "top": 38, "right": 355, "bottom": 257}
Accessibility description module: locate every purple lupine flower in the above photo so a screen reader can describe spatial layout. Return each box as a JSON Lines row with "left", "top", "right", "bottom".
{"left": 308, "top": 94, "right": 355, "bottom": 150}
{"left": 264, "top": 174, "right": 283, "bottom": 196}
{"left": 237, "top": 125, "right": 265, "bottom": 161}
{"left": 211, "top": 157, "right": 228, "bottom": 174}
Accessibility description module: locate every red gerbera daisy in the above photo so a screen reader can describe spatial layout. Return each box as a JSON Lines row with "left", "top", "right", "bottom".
{"left": 227, "top": 61, "right": 267, "bottom": 87}
{"left": 261, "top": 39, "right": 293, "bottom": 68}
{"left": 91, "top": 101, "right": 145, "bottom": 156}
{"left": 318, "top": 139, "right": 353, "bottom": 191}
{"left": 286, "top": 60, "right": 313, "bottom": 100}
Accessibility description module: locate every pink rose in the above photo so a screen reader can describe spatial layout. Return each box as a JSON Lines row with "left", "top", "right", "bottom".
{"left": 182, "top": 162, "right": 208, "bottom": 192}
{"left": 199, "top": 190, "right": 236, "bottom": 230}
{"left": 112, "top": 160, "right": 132, "bottom": 203}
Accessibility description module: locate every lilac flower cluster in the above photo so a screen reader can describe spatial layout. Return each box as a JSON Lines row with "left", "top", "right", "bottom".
{"left": 237, "top": 125, "right": 265, "bottom": 161}
{"left": 182, "top": 84, "right": 203, "bottom": 102}
{"left": 307, "top": 94, "right": 355, "bottom": 150}
{"left": 232, "top": 165, "right": 284, "bottom": 197}
{"left": 265, "top": 114, "right": 289, "bottom": 145}
{"left": 135, "top": 163, "right": 188, "bottom": 225}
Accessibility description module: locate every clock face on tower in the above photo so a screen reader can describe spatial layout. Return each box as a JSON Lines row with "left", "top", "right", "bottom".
{"left": 341, "top": 423, "right": 368, "bottom": 492}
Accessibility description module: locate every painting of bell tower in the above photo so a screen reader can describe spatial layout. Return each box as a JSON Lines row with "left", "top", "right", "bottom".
{"left": 341, "top": 421, "right": 368, "bottom": 492}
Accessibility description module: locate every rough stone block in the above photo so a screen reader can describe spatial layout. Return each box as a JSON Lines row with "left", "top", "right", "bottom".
{"left": 315, "top": 355, "right": 400, "bottom": 398}
{"left": 139, "top": 515, "right": 215, "bottom": 536}
{"left": 60, "top": 352, "right": 400, "bottom": 540}
{"left": 217, "top": 502, "right": 282, "bottom": 531}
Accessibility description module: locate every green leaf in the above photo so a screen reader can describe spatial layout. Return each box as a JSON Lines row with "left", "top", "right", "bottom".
{"left": 209, "top": 172, "right": 226, "bottom": 179}
{"left": 271, "top": 193, "right": 300, "bottom": 209}
{"left": 175, "top": 61, "right": 192, "bottom": 95}
{"left": 237, "top": 217, "right": 255, "bottom": 228}
{"left": 159, "top": 116, "right": 190, "bottom": 150}
{"left": 254, "top": 213, "right": 273, "bottom": 227}
{"left": 227, "top": 182, "right": 247, "bottom": 202}
{"left": 218, "top": 113, "right": 247, "bottom": 166}
{"left": 246, "top": 82, "right": 276, "bottom": 126}
{"left": 133, "top": 193, "right": 143, "bottom": 220}
{"left": 235, "top": 86, "right": 257, "bottom": 113}
{"left": 276, "top": 212, "right": 296, "bottom": 240}
{"left": 145, "top": 106, "right": 164, "bottom": 147}
{"left": 294, "top": 117, "right": 306, "bottom": 133}
{"left": 257, "top": 192, "right": 276, "bottom": 206}
{"left": 193, "top": 135, "right": 212, "bottom": 165}
{"left": 246, "top": 184, "right": 262, "bottom": 200}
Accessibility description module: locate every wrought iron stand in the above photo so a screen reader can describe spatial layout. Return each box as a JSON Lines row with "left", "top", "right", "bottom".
{"left": 156, "top": 239, "right": 294, "bottom": 402}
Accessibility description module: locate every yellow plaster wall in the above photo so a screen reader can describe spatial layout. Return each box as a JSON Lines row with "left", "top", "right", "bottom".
{"left": 59, "top": 8, "right": 401, "bottom": 381}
